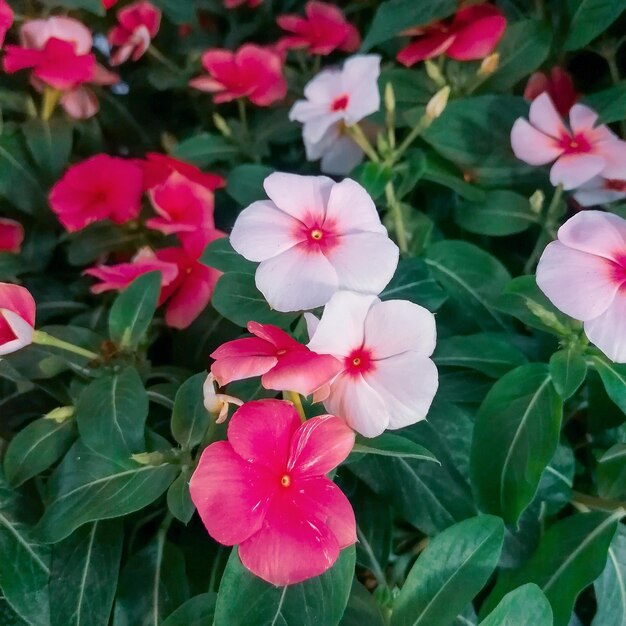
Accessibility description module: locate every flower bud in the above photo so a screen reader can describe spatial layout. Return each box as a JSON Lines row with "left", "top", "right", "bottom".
{"left": 529, "top": 189, "right": 545, "bottom": 214}
{"left": 213, "top": 113, "right": 232, "bottom": 138}
{"left": 44, "top": 406, "right": 75, "bottom": 423}
{"left": 384, "top": 82, "right": 395, "bottom": 116}
{"left": 426, "top": 86, "right": 450, "bottom": 120}
{"left": 424, "top": 59, "right": 446, "bottom": 87}
{"left": 478, "top": 53, "right": 499, "bottom": 77}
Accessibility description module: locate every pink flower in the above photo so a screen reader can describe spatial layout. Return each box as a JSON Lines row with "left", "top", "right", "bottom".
{"left": 103, "top": 0, "right": 119, "bottom": 9}
{"left": 397, "top": 3, "right": 506, "bottom": 67}
{"left": 230, "top": 173, "right": 399, "bottom": 312}
{"left": 537, "top": 210, "right": 626, "bottom": 362}
{"left": 190, "top": 44, "right": 287, "bottom": 106}
{"left": 573, "top": 177, "right": 626, "bottom": 207}
{"left": 142, "top": 153, "right": 225, "bottom": 192}
{"left": 203, "top": 373, "right": 243, "bottom": 423}
{"left": 308, "top": 291, "right": 438, "bottom": 437}
{"left": 277, "top": 1, "right": 360, "bottom": 56}
{"left": 108, "top": 0, "right": 161, "bottom": 65}
{"left": 511, "top": 93, "right": 626, "bottom": 190}
{"left": 0, "top": 219, "right": 24, "bottom": 253}
{"left": 211, "top": 321, "right": 342, "bottom": 395}
{"left": 289, "top": 55, "right": 380, "bottom": 175}
{"left": 84, "top": 247, "right": 179, "bottom": 295}
{"left": 224, "top": 0, "right": 262, "bottom": 7}
{"left": 49, "top": 155, "right": 144, "bottom": 232}
{"left": 524, "top": 67, "right": 578, "bottom": 118}
{"left": 0, "top": 283, "right": 36, "bottom": 356}
{"left": 189, "top": 399, "right": 356, "bottom": 585}
{"left": 0, "top": 0, "right": 14, "bottom": 49}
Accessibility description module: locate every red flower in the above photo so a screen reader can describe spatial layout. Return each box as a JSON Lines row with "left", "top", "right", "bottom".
{"left": 277, "top": 1, "right": 360, "bottom": 56}
{"left": 108, "top": 0, "right": 161, "bottom": 65}
{"left": 0, "top": 0, "right": 14, "bottom": 49}
{"left": 0, "top": 219, "right": 24, "bottom": 254}
{"left": 142, "top": 153, "right": 225, "bottom": 192}
{"left": 397, "top": 3, "right": 506, "bottom": 67}
{"left": 49, "top": 155, "right": 144, "bottom": 232}
{"left": 102, "top": 0, "right": 118, "bottom": 8}
{"left": 0, "top": 283, "right": 36, "bottom": 357}
{"left": 224, "top": 0, "right": 262, "bottom": 7}
{"left": 190, "top": 44, "right": 287, "bottom": 106}
{"left": 524, "top": 67, "right": 578, "bottom": 117}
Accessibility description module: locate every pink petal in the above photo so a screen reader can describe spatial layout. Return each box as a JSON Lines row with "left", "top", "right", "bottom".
{"left": 164, "top": 263, "right": 218, "bottom": 329}
{"left": 263, "top": 173, "right": 334, "bottom": 222}
{"left": 324, "top": 178, "right": 387, "bottom": 235}
{"left": 365, "top": 352, "right": 438, "bottom": 430}
{"left": 446, "top": 15, "right": 506, "bottom": 60}
{"left": 529, "top": 92, "right": 569, "bottom": 140}
{"left": 211, "top": 354, "right": 277, "bottom": 387}
{"left": 0, "top": 219, "right": 24, "bottom": 253}
{"left": 550, "top": 153, "right": 606, "bottom": 190}
{"left": 318, "top": 134, "right": 363, "bottom": 175}
{"left": 569, "top": 103, "right": 599, "bottom": 134}
{"left": 60, "top": 87, "right": 99, "bottom": 120}
{"left": 288, "top": 415, "right": 355, "bottom": 477}
{"left": 396, "top": 32, "right": 455, "bottom": 67}
{"left": 189, "top": 75, "right": 226, "bottom": 93}
{"left": 595, "top": 140, "right": 626, "bottom": 179}
{"left": 557, "top": 210, "right": 626, "bottom": 262}
{"left": 510, "top": 118, "right": 562, "bottom": 166}
{"left": 189, "top": 441, "right": 274, "bottom": 545}
{"left": 255, "top": 244, "right": 339, "bottom": 312}
{"left": 227, "top": 399, "right": 301, "bottom": 471}
{"left": 584, "top": 292, "right": 626, "bottom": 363}
{"left": 0, "top": 282, "right": 36, "bottom": 327}
{"left": 364, "top": 299, "right": 437, "bottom": 359}
{"left": 248, "top": 321, "right": 301, "bottom": 349}
{"left": 536, "top": 241, "right": 619, "bottom": 321}
{"left": 573, "top": 179, "right": 626, "bottom": 207}
{"left": 230, "top": 200, "right": 302, "bottom": 263}
{"left": 211, "top": 335, "right": 275, "bottom": 359}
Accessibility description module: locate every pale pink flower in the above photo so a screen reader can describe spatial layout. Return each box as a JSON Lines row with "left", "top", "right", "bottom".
{"left": 211, "top": 321, "right": 341, "bottom": 395}
{"left": 511, "top": 93, "right": 626, "bottom": 190}
{"left": 108, "top": 0, "right": 161, "bottom": 65}
{"left": 307, "top": 291, "right": 438, "bottom": 438}
{"left": 0, "top": 283, "right": 36, "bottom": 356}
{"left": 537, "top": 210, "right": 626, "bottom": 363}
{"left": 573, "top": 177, "right": 626, "bottom": 207}
{"left": 203, "top": 373, "right": 243, "bottom": 424}
{"left": 230, "top": 173, "right": 399, "bottom": 312}
{"left": 289, "top": 55, "right": 381, "bottom": 175}
{"left": 189, "top": 399, "right": 356, "bottom": 585}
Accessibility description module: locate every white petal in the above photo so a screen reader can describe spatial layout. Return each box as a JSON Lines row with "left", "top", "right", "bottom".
{"left": 303, "top": 67, "right": 342, "bottom": 103}
{"left": 550, "top": 153, "right": 606, "bottom": 190}
{"left": 510, "top": 119, "right": 563, "bottom": 166}
{"left": 341, "top": 55, "right": 381, "bottom": 125}
{"left": 364, "top": 299, "right": 437, "bottom": 359}
{"left": 255, "top": 244, "right": 339, "bottom": 312}
{"left": 319, "top": 135, "right": 364, "bottom": 175}
{"left": 303, "top": 312, "right": 320, "bottom": 338}
{"left": 365, "top": 352, "right": 438, "bottom": 430}
{"left": 230, "top": 200, "right": 302, "bottom": 262}
{"left": 324, "top": 178, "right": 387, "bottom": 235}
{"left": 263, "top": 172, "right": 334, "bottom": 222}
{"left": 585, "top": 292, "right": 626, "bottom": 363}
{"left": 558, "top": 209, "right": 626, "bottom": 261}
{"left": 568, "top": 103, "right": 599, "bottom": 134}
{"left": 0, "top": 309, "right": 34, "bottom": 356}
{"left": 529, "top": 92, "right": 568, "bottom": 139}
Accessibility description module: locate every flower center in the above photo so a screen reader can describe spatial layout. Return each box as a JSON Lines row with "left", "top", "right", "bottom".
{"left": 330, "top": 94, "right": 349, "bottom": 112}
{"left": 280, "top": 474, "right": 291, "bottom": 487}
{"left": 310, "top": 229, "right": 323, "bottom": 240}
{"left": 345, "top": 348, "right": 374, "bottom": 376}
{"left": 559, "top": 132, "right": 592, "bottom": 155}
{"left": 604, "top": 179, "right": 626, "bottom": 192}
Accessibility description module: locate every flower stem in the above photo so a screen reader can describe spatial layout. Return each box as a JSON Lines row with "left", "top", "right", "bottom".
{"left": 32, "top": 330, "right": 99, "bottom": 361}
{"left": 41, "top": 87, "right": 61, "bottom": 121}
{"left": 385, "top": 182, "right": 408, "bottom": 254}
{"left": 285, "top": 391, "right": 306, "bottom": 422}
{"left": 346, "top": 123, "right": 380, "bottom": 163}
{"left": 524, "top": 184, "right": 563, "bottom": 274}
{"left": 147, "top": 45, "right": 180, "bottom": 74}
{"left": 237, "top": 98, "right": 248, "bottom": 136}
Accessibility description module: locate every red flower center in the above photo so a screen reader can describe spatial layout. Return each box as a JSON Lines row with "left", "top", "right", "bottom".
{"left": 604, "top": 179, "right": 626, "bottom": 192}
{"left": 330, "top": 94, "right": 350, "bottom": 112}
{"left": 297, "top": 219, "right": 339, "bottom": 253}
{"left": 609, "top": 253, "right": 626, "bottom": 288}
{"left": 344, "top": 348, "right": 374, "bottom": 376}
{"left": 559, "top": 132, "right": 592, "bottom": 155}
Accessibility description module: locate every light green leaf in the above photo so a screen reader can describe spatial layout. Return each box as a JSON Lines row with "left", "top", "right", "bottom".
{"left": 352, "top": 433, "right": 439, "bottom": 463}
{"left": 549, "top": 348, "right": 587, "bottom": 399}
{"left": 565, "top": 0, "right": 626, "bottom": 50}
{"left": 478, "top": 584, "right": 552, "bottom": 626}
{"left": 591, "top": 355, "right": 626, "bottom": 417}
{"left": 593, "top": 524, "right": 626, "bottom": 626}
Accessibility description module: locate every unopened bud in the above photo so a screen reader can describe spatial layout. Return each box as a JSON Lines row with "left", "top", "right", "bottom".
{"left": 479, "top": 53, "right": 499, "bottom": 77}
{"left": 424, "top": 60, "right": 446, "bottom": 87}
{"left": 213, "top": 113, "right": 232, "bottom": 138}
{"left": 44, "top": 406, "right": 75, "bottom": 423}
{"left": 426, "top": 86, "right": 450, "bottom": 120}
{"left": 384, "top": 82, "right": 395, "bottom": 115}
{"left": 132, "top": 451, "right": 167, "bottom": 466}
{"left": 529, "top": 189, "right": 545, "bottom": 214}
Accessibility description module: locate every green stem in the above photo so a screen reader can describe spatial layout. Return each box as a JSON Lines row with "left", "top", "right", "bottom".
{"left": 237, "top": 98, "right": 248, "bottom": 137}
{"left": 147, "top": 46, "right": 180, "bottom": 74}
{"left": 32, "top": 330, "right": 99, "bottom": 361}
{"left": 385, "top": 182, "right": 408, "bottom": 254}
{"left": 346, "top": 123, "right": 380, "bottom": 163}
{"left": 285, "top": 391, "right": 306, "bottom": 423}
{"left": 524, "top": 184, "right": 563, "bottom": 274}
{"left": 393, "top": 117, "right": 430, "bottom": 164}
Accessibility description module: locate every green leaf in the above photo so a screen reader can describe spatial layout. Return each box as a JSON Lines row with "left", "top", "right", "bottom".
{"left": 425, "top": 240, "right": 511, "bottom": 331}
{"left": 483, "top": 511, "right": 621, "bottom": 626}
{"left": 162, "top": 593, "right": 217, "bottom": 626}
{"left": 591, "top": 355, "right": 626, "bottom": 417}
{"left": 226, "top": 164, "right": 273, "bottom": 206}
{"left": 0, "top": 471, "right": 50, "bottom": 626}
{"left": 422, "top": 153, "right": 486, "bottom": 201}
{"left": 22, "top": 118, "right": 73, "bottom": 182}
{"left": 109, "top": 272, "right": 161, "bottom": 350}
{"left": 434, "top": 333, "right": 528, "bottom": 378}
{"left": 40, "top": 0, "right": 104, "bottom": 15}
{"left": 352, "top": 433, "right": 439, "bottom": 463}
{"left": 470, "top": 364, "right": 563, "bottom": 524}
{"left": 340, "top": 581, "right": 386, "bottom": 626}
{"left": 391, "top": 515, "right": 504, "bottom": 626}
{"left": 174, "top": 133, "right": 240, "bottom": 167}
{"left": 50, "top": 520, "right": 123, "bottom": 626}
{"left": 481, "top": 20, "right": 551, "bottom": 92}
{"left": 598, "top": 444, "right": 626, "bottom": 499}
{"left": 565, "top": 0, "right": 626, "bottom": 50}
{"left": 113, "top": 536, "right": 189, "bottom": 626}
{"left": 75, "top": 368, "right": 148, "bottom": 461}
{"left": 380, "top": 257, "right": 447, "bottom": 311}
{"left": 201, "top": 237, "right": 255, "bottom": 274}
{"left": 171, "top": 372, "right": 209, "bottom": 450}
{"left": 67, "top": 222, "right": 141, "bottom": 267}
{"left": 167, "top": 469, "right": 195, "bottom": 524}
{"left": 354, "top": 162, "right": 393, "bottom": 200}
{"left": 592, "top": 524, "right": 626, "bottom": 626}
{"left": 361, "top": 0, "right": 456, "bottom": 51}
{"left": 537, "top": 443, "right": 575, "bottom": 515}
{"left": 478, "top": 584, "right": 553, "bottom": 626}
{"left": 4, "top": 417, "right": 76, "bottom": 487}
{"left": 454, "top": 190, "right": 539, "bottom": 236}
{"left": 549, "top": 348, "right": 587, "bottom": 399}
{"left": 212, "top": 272, "right": 297, "bottom": 329}
{"left": 37, "top": 442, "right": 178, "bottom": 543}
{"left": 214, "top": 546, "right": 355, "bottom": 626}
{"left": 585, "top": 81, "right": 626, "bottom": 124}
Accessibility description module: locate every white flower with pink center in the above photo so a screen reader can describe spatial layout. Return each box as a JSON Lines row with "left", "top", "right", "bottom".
{"left": 230, "top": 173, "right": 399, "bottom": 313}
{"left": 307, "top": 291, "right": 438, "bottom": 437}
{"left": 289, "top": 54, "right": 381, "bottom": 175}
{"left": 573, "top": 176, "right": 626, "bottom": 207}
{"left": 537, "top": 210, "right": 626, "bottom": 363}
{"left": 510, "top": 92, "right": 626, "bottom": 190}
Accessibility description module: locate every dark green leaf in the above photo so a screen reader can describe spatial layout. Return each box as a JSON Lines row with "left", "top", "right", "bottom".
{"left": 162, "top": 593, "right": 217, "bottom": 626}
{"left": 354, "top": 162, "right": 393, "bottom": 200}
{"left": 478, "top": 584, "right": 552, "bottom": 626}
{"left": 50, "top": 520, "right": 123, "bottom": 626}
{"left": 585, "top": 82, "right": 626, "bottom": 124}
{"left": 174, "top": 134, "right": 240, "bottom": 167}
{"left": 470, "top": 364, "right": 563, "bottom": 524}
{"left": 171, "top": 372, "right": 210, "bottom": 450}
{"left": 67, "top": 223, "right": 141, "bottom": 267}
{"left": 391, "top": 515, "right": 504, "bottom": 626}
{"left": 109, "top": 272, "right": 161, "bottom": 350}
{"left": 598, "top": 444, "right": 626, "bottom": 499}
{"left": 340, "top": 581, "right": 386, "bottom": 626}
{"left": 422, "top": 153, "right": 486, "bottom": 201}
{"left": 226, "top": 164, "right": 273, "bottom": 206}
{"left": 167, "top": 469, "right": 195, "bottom": 524}
{"left": 537, "top": 443, "right": 575, "bottom": 515}
{"left": 76, "top": 368, "right": 148, "bottom": 460}
{"left": 22, "top": 118, "right": 73, "bottom": 182}
{"left": 213, "top": 546, "right": 355, "bottom": 626}
{"left": 4, "top": 417, "right": 76, "bottom": 487}
{"left": 591, "top": 355, "right": 626, "bottom": 417}
{"left": 40, "top": 0, "right": 104, "bottom": 14}
{"left": 549, "top": 348, "right": 587, "bottom": 399}
{"left": 351, "top": 433, "right": 439, "bottom": 463}
{"left": 565, "top": 0, "right": 626, "bottom": 50}
{"left": 201, "top": 237, "right": 255, "bottom": 274}
{"left": 592, "top": 524, "right": 626, "bottom": 626}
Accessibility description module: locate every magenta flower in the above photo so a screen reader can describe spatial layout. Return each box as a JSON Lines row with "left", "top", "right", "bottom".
{"left": 0, "top": 0, "right": 14, "bottom": 49}
{"left": 0, "top": 219, "right": 24, "bottom": 254}
{"left": 537, "top": 210, "right": 626, "bottom": 363}
{"left": 511, "top": 93, "right": 626, "bottom": 190}
{"left": 142, "top": 153, "right": 225, "bottom": 193}
{"left": 0, "top": 283, "right": 36, "bottom": 357}
{"left": 189, "top": 399, "right": 356, "bottom": 586}
{"left": 224, "top": 0, "right": 262, "bottom": 7}
{"left": 230, "top": 173, "right": 399, "bottom": 312}
{"left": 524, "top": 67, "right": 578, "bottom": 117}
{"left": 108, "top": 0, "right": 161, "bottom": 65}
{"left": 211, "top": 321, "right": 341, "bottom": 396}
